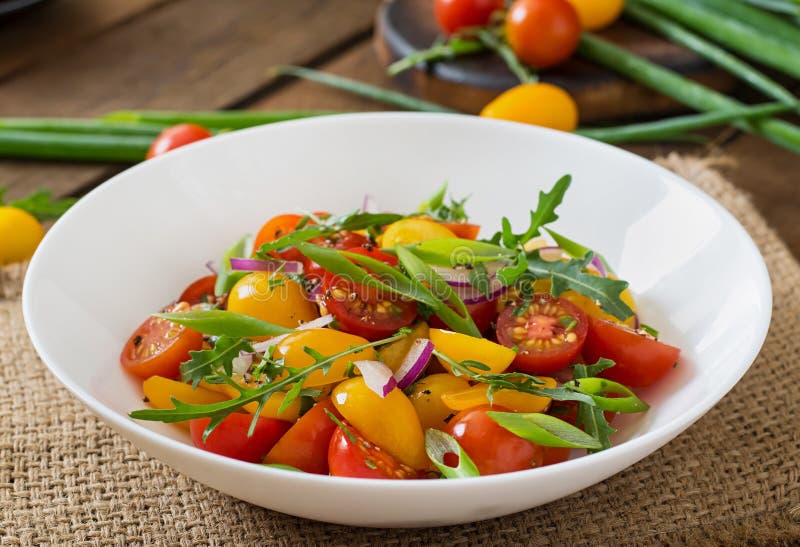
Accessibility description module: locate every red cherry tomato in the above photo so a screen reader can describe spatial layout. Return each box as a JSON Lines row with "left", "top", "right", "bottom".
{"left": 252, "top": 214, "right": 312, "bottom": 262}
{"left": 304, "top": 232, "right": 370, "bottom": 287}
{"left": 429, "top": 298, "right": 498, "bottom": 333}
{"left": 146, "top": 123, "right": 213, "bottom": 159}
{"left": 496, "top": 294, "right": 588, "bottom": 374}
{"left": 189, "top": 413, "right": 291, "bottom": 463}
{"left": 505, "top": 0, "right": 581, "bottom": 68}
{"left": 582, "top": 318, "right": 681, "bottom": 387}
{"left": 263, "top": 398, "right": 340, "bottom": 474}
{"left": 444, "top": 406, "right": 544, "bottom": 475}
{"left": 322, "top": 246, "right": 416, "bottom": 340}
{"left": 434, "top": 0, "right": 504, "bottom": 34}
{"left": 120, "top": 301, "right": 203, "bottom": 379}
{"left": 328, "top": 422, "right": 419, "bottom": 479}
{"left": 179, "top": 274, "right": 217, "bottom": 305}
{"left": 440, "top": 222, "right": 481, "bottom": 240}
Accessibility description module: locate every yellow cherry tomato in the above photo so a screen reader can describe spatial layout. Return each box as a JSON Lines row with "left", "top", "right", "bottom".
{"left": 377, "top": 321, "right": 429, "bottom": 373}
{"left": 199, "top": 374, "right": 301, "bottom": 421}
{"left": 480, "top": 83, "right": 579, "bottom": 132}
{"left": 227, "top": 272, "right": 319, "bottom": 330}
{"left": 441, "top": 377, "right": 557, "bottom": 414}
{"left": 273, "top": 329, "right": 376, "bottom": 387}
{"left": 143, "top": 376, "right": 227, "bottom": 409}
{"left": 565, "top": 0, "right": 624, "bottom": 30}
{"left": 332, "top": 377, "right": 428, "bottom": 470}
{"left": 407, "top": 373, "right": 471, "bottom": 431}
{"left": 0, "top": 206, "right": 45, "bottom": 265}
{"left": 429, "top": 328, "right": 516, "bottom": 374}
{"left": 381, "top": 218, "right": 456, "bottom": 248}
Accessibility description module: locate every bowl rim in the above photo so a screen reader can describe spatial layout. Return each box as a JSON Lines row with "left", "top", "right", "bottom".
{"left": 22, "top": 112, "right": 773, "bottom": 489}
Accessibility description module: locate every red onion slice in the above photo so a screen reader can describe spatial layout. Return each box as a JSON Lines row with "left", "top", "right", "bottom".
{"left": 354, "top": 360, "right": 397, "bottom": 398}
{"left": 231, "top": 351, "right": 254, "bottom": 374}
{"left": 205, "top": 260, "right": 218, "bottom": 275}
{"left": 590, "top": 255, "right": 607, "bottom": 277}
{"left": 393, "top": 338, "right": 434, "bottom": 389}
{"left": 454, "top": 280, "right": 508, "bottom": 305}
{"left": 432, "top": 265, "right": 472, "bottom": 287}
{"left": 362, "top": 194, "right": 379, "bottom": 213}
{"left": 229, "top": 257, "right": 303, "bottom": 274}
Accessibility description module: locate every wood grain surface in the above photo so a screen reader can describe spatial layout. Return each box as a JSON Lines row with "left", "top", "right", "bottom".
{"left": 0, "top": 0, "right": 797, "bottom": 258}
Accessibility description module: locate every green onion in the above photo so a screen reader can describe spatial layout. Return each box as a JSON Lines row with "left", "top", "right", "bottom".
{"left": 273, "top": 66, "right": 457, "bottom": 114}
{"left": 424, "top": 429, "right": 480, "bottom": 479}
{"left": 104, "top": 109, "right": 340, "bottom": 129}
{"left": 0, "top": 130, "right": 151, "bottom": 162}
{"left": 154, "top": 310, "right": 294, "bottom": 337}
{"left": 625, "top": 2, "right": 798, "bottom": 107}
{"left": 387, "top": 37, "right": 485, "bottom": 76}
{"left": 640, "top": 324, "right": 659, "bottom": 338}
{"left": 633, "top": 0, "right": 800, "bottom": 79}
{"left": 576, "top": 102, "right": 795, "bottom": 144}
{"left": 0, "top": 118, "right": 167, "bottom": 136}
{"left": 695, "top": 0, "right": 800, "bottom": 44}
{"left": 739, "top": 0, "right": 800, "bottom": 17}
{"left": 475, "top": 29, "right": 537, "bottom": 84}
{"left": 486, "top": 411, "right": 603, "bottom": 450}
{"left": 577, "top": 33, "right": 800, "bottom": 154}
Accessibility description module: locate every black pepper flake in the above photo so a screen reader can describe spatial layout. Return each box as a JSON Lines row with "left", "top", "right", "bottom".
{"left": 573, "top": 379, "right": 581, "bottom": 387}
{"left": 443, "top": 413, "right": 456, "bottom": 424}
{"left": 363, "top": 243, "right": 374, "bottom": 252}
{"left": 142, "top": 396, "right": 150, "bottom": 403}
{"left": 133, "top": 335, "right": 143, "bottom": 346}
{"left": 422, "top": 389, "right": 432, "bottom": 395}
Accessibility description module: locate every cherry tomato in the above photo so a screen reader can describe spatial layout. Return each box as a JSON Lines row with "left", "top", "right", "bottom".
{"left": 304, "top": 231, "right": 370, "bottom": 287}
{"left": 480, "top": 82, "right": 579, "bottom": 131}
{"left": 408, "top": 373, "right": 471, "bottom": 431}
{"left": 565, "top": 0, "right": 624, "bottom": 30}
{"left": 179, "top": 274, "right": 217, "bottom": 305}
{"left": 439, "top": 222, "right": 481, "bottom": 240}
{"left": 429, "top": 298, "right": 498, "bottom": 333}
{"left": 263, "top": 398, "right": 340, "bottom": 474}
{"left": 505, "top": 0, "right": 581, "bottom": 68}
{"left": 328, "top": 423, "right": 419, "bottom": 479}
{"left": 582, "top": 318, "right": 681, "bottom": 387}
{"left": 429, "top": 328, "right": 516, "bottom": 374}
{"left": 434, "top": 0, "right": 504, "bottom": 34}
{"left": 496, "top": 294, "right": 588, "bottom": 374}
{"left": 322, "top": 247, "right": 417, "bottom": 341}
{"left": 189, "top": 413, "right": 290, "bottom": 463}
{"left": 252, "top": 214, "right": 312, "bottom": 262}
{"left": 444, "top": 406, "right": 544, "bottom": 475}
{"left": 120, "top": 302, "right": 203, "bottom": 379}
{"left": 227, "top": 272, "right": 319, "bottom": 330}
{"left": 146, "top": 123, "right": 213, "bottom": 159}
{"left": 381, "top": 218, "right": 456, "bottom": 248}
{"left": 0, "top": 206, "right": 44, "bottom": 265}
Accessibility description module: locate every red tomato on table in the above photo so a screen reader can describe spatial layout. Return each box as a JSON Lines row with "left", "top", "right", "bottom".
{"left": 189, "top": 413, "right": 291, "bottom": 463}
{"left": 434, "top": 0, "right": 504, "bottom": 34}
{"left": 505, "top": 0, "right": 581, "bottom": 68}
{"left": 146, "top": 123, "right": 213, "bottom": 159}
{"left": 120, "top": 301, "right": 203, "bottom": 379}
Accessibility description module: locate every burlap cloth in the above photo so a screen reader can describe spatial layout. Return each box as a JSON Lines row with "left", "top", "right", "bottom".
{"left": 1, "top": 155, "right": 798, "bottom": 546}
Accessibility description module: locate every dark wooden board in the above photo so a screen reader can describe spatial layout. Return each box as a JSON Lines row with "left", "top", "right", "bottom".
{"left": 376, "top": 0, "right": 737, "bottom": 120}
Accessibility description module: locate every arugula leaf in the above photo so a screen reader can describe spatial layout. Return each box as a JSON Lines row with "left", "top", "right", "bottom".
{"left": 527, "top": 252, "right": 634, "bottom": 321}
{"left": 487, "top": 411, "right": 602, "bottom": 450}
{"left": 417, "top": 182, "right": 471, "bottom": 222}
{"left": 425, "top": 429, "right": 480, "bottom": 478}
{"left": 493, "top": 175, "right": 571, "bottom": 248}
{"left": 496, "top": 251, "right": 528, "bottom": 286}
{"left": 155, "top": 310, "right": 294, "bottom": 337}
{"left": 180, "top": 336, "right": 254, "bottom": 387}
{"left": 418, "top": 182, "right": 447, "bottom": 213}
{"left": 583, "top": 357, "right": 615, "bottom": 378}
{"left": 2, "top": 188, "right": 77, "bottom": 221}
{"left": 214, "top": 235, "right": 250, "bottom": 297}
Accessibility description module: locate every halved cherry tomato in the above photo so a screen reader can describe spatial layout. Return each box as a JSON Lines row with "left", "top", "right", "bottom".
{"left": 444, "top": 406, "right": 544, "bottom": 475}
{"left": 263, "top": 398, "right": 340, "bottom": 474}
{"left": 429, "top": 298, "right": 498, "bottom": 333}
{"left": 189, "top": 413, "right": 290, "bottom": 463}
{"left": 179, "top": 274, "right": 217, "bottom": 305}
{"left": 120, "top": 302, "right": 203, "bottom": 379}
{"left": 582, "top": 318, "right": 680, "bottom": 387}
{"left": 434, "top": 0, "right": 504, "bottom": 34}
{"left": 322, "top": 247, "right": 416, "bottom": 340}
{"left": 304, "top": 232, "right": 370, "bottom": 286}
{"left": 146, "top": 123, "right": 213, "bottom": 159}
{"left": 252, "top": 214, "right": 311, "bottom": 262}
{"left": 439, "top": 221, "right": 481, "bottom": 240}
{"left": 496, "top": 294, "right": 588, "bottom": 374}
{"left": 505, "top": 0, "right": 581, "bottom": 68}
{"left": 328, "top": 423, "right": 419, "bottom": 479}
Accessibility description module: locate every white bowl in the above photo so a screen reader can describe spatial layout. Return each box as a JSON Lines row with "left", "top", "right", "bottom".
{"left": 23, "top": 113, "right": 771, "bottom": 527}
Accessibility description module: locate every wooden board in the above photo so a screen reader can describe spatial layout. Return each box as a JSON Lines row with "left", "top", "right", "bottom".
{"left": 375, "top": 0, "right": 737, "bottom": 121}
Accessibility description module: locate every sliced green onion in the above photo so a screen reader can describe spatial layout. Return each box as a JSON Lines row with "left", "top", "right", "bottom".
{"left": 214, "top": 235, "right": 251, "bottom": 297}
{"left": 487, "top": 411, "right": 603, "bottom": 450}
{"left": 154, "top": 310, "right": 294, "bottom": 337}
{"left": 624, "top": 2, "right": 798, "bottom": 107}
{"left": 640, "top": 324, "right": 659, "bottom": 338}
{"left": 262, "top": 463, "right": 305, "bottom": 472}
{"left": 274, "top": 66, "right": 457, "bottom": 114}
{"left": 0, "top": 130, "right": 151, "bottom": 162}
{"left": 424, "top": 429, "right": 480, "bottom": 478}
{"left": 563, "top": 377, "right": 650, "bottom": 413}
{"left": 633, "top": 0, "right": 800, "bottom": 79}
{"left": 104, "top": 109, "right": 340, "bottom": 129}
{"left": 577, "top": 33, "right": 800, "bottom": 154}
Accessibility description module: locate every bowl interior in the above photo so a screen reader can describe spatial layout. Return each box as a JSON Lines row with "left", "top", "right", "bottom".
{"left": 22, "top": 113, "right": 771, "bottom": 526}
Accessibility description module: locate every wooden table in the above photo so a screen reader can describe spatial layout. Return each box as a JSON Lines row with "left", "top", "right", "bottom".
{"left": 1, "top": 0, "right": 798, "bottom": 257}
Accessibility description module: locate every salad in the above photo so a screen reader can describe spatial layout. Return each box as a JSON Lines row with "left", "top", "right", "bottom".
{"left": 123, "top": 176, "right": 680, "bottom": 479}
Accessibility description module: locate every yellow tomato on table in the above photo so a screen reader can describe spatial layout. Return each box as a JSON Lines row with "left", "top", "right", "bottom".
{"left": 0, "top": 207, "right": 44, "bottom": 265}
{"left": 565, "top": 0, "right": 624, "bottom": 30}
{"left": 480, "top": 83, "right": 579, "bottom": 132}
